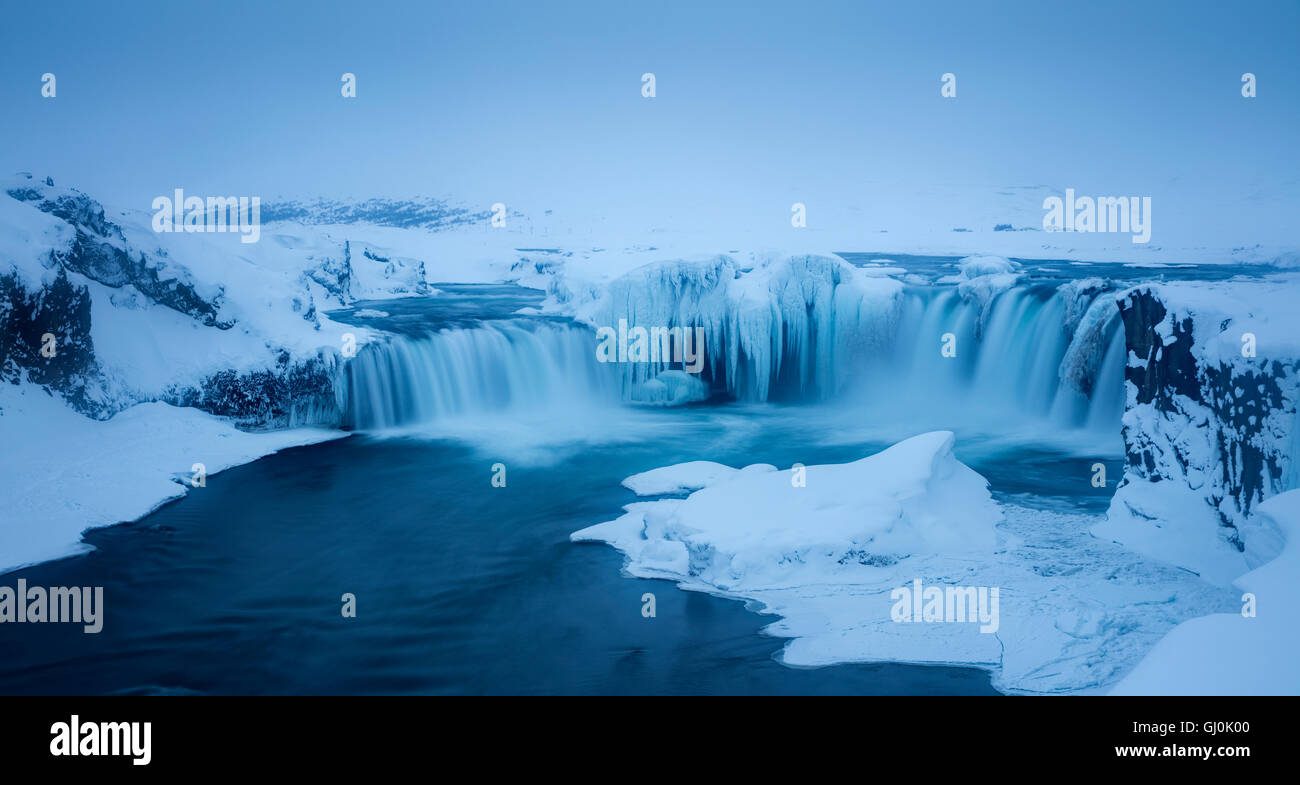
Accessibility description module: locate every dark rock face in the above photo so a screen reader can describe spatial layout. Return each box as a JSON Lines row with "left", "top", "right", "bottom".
{"left": 1119, "top": 290, "right": 1200, "bottom": 410}
{"left": 165, "top": 351, "right": 343, "bottom": 429}
{"left": 0, "top": 268, "right": 102, "bottom": 415}
{"left": 1117, "top": 287, "right": 1298, "bottom": 535}
{"left": 1201, "top": 362, "right": 1289, "bottom": 519}
{"left": 5, "top": 183, "right": 119, "bottom": 237}
{"left": 63, "top": 234, "right": 231, "bottom": 328}
{"left": 0, "top": 263, "right": 344, "bottom": 426}
{"left": 3, "top": 177, "right": 346, "bottom": 428}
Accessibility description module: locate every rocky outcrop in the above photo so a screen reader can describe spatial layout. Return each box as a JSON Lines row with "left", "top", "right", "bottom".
{"left": 1, "top": 175, "right": 349, "bottom": 427}
{"left": 1110, "top": 285, "right": 1299, "bottom": 559}
{"left": 0, "top": 267, "right": 102, "bottom": 415}
{"left": 164, "top": 350, "right": 344, "bottom": 429}
{"left": 0, "top": 263, "right": 343, "bottom": 426}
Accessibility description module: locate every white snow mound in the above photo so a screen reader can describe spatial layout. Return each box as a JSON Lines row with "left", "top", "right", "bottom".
{"left": 574, "top": 431, "right": 1000, "bottom": 590}
{"left": 1110, "top": 489, "right": 1300, "bottom": 695}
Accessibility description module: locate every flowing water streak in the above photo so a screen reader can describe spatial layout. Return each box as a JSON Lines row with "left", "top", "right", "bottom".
{"left": 344, "top": 320, "right": 619, "bottom": 429}
{"left": 343, "top": 283, "right": 1127, "bottom": 433}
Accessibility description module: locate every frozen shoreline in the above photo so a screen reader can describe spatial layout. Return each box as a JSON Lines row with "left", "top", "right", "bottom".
{"left": 573, "top": 434, "right": 1241, "bottom": 694}
{"left": 0, "top": 384, "right": 347, "bottom": 575}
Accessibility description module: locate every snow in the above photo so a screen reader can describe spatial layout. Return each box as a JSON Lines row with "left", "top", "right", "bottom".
{"left": 428, "top": 181, "right": 1300, "bottom": 269}
{"left": 1095, "top": 277, "right": 1300, "bottom": 584}
{"left": 1127, "top": 275, "right": 1300, "bottom": 364}
{"left": 1110, "top": 489, "right": 1300, "bottom": 695}
{"left": 1095, "top": 472, "right": 1253, "bottom": 587}
{"left": 566, "top": 252, "right": 903, "bottom": 402}
{"left": 933, "top": 255, "right": 1021, "bottom": 330}
{"left": 575, "top": 431, "right": 1001, "bottom": 583}
{"left": 626, "top": 369, "right": 710, "bottom": 407}
{"left": 0, "top": 384, "right": 346, "bottom": 575}
{"left": 573, "top": 432, "right": 1233, "bottom": 693}
{"left": 0, "top": 195, "right": 72, "bottom": 285}
{"left": 4, "top": 174, "right": 1296, "bottom": 695}
{"left": 951, "top": 255, "right": 1020, "bottom": 280}
{"left": 621, "top": 460, "right": 774, "bottom": 496}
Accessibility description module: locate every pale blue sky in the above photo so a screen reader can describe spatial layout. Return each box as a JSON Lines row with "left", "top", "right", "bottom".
{"left": 2, "top": 0, "right": 1297, "bottom": 236}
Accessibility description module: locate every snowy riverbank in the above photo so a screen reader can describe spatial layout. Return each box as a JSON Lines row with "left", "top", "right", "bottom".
{"left": 0, "top": 384, "right": 346, "bottom": 574}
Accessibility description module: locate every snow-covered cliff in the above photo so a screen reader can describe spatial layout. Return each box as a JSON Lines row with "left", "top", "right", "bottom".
{"left": 0, "top": 174, "right": 473, "bottom": 427}
{"left": 1094, "top": 279, "right": 1300, "bottom": 585}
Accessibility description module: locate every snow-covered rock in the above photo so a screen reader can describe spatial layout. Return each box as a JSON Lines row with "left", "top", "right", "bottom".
{"left": 0, "top": 174, "right": 490, "bottom": 426}
{"left": 1110, "top": 489, "right": 1300, "bottom": 695}
{"left": 1094, "top": 279, "right": 1300, "bottom": 585}
{"left": 937, "top": 255, "right": 1021, "bottom": 335}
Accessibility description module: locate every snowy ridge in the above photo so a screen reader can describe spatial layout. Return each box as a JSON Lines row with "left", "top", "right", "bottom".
{"left": 260, "top": 196, "right": 493, "bottom": 231}
{"left": 0, "top": 174, "right": 483, "bottom": 424}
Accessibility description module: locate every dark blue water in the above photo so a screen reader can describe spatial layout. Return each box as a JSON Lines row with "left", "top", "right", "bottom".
{"left": 0, "top": 281, "right": 1125, "bottom": 695}
{"left": 0, "top": 427, "right": 1008, "bottom": 695}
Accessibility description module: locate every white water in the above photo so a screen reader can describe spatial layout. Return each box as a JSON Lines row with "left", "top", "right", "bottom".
{"left": 344, "top": 282, "right": 1127, "bottom": 435}
{"left": 344, "top": 320, "right": 618, "bottom": 429}
{"left": 851, "top": 286, "right": 1127, "bottom": 430}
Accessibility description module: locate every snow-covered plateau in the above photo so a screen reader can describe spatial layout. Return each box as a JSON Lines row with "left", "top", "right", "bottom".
{"left": 2, "top": 173, "right": 1298, "bottom": 693}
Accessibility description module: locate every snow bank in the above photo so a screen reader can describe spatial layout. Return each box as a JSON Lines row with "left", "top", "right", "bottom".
{"left": 0, "top": 175, "right": 520, "bottom": 422}
{"left": 574, "top": 431, "right": 1236, "bottom": 693}
{"left": 575, "top": 431, "right": 999, "bottom": 586}
{"left": 621, "top": 461, "right": 773, "bottom": 496}
{"left": 0, "top": 384, "right": 346, "bottom": 574}
{"left": 1110, "top": 489, "right": 1300, "bottom": 695}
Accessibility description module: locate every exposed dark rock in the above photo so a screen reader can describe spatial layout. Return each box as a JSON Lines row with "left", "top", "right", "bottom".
{"left": 1118, "top": 289, "right": 1200, "bottom": 410}
{"left": 0, "top": 268, "right": 103, "bottom": 415}
{"left": 165, "top": 351, "right": 343, "bottom": 429}
{"left": 1117, "top": 286, "right": 1298, "bottom": 534}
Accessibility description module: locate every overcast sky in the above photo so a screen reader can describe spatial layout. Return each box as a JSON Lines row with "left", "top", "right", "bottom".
{"left": 2, "top": 0, "right": 1297, "bottom": 245}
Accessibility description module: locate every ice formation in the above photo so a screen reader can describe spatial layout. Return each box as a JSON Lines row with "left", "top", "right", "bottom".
{"left": 573, "top": 432, "right": 1237, "bottom": 693}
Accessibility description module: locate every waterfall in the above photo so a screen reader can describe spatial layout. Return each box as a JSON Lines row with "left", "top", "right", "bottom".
{"left": 343, "top": 320, "right": 618, "bottom": 429}
{"left": 342, "top": 281, "right": 1128, "bottom": 434}
{"left": 841, "top": 284, "right": 1127, "bottom": 430}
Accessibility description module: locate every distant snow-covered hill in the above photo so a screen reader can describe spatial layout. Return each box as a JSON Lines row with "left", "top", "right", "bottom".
{"left": 260, "top": 195, "right": 493, "bottom": 231}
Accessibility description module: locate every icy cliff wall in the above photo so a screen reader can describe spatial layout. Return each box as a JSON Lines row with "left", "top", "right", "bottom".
{"left": 1095, "top": 279, "right": 1300, "bottom": 584}
{"left": 570, "top": 252, "right": 904, "bottom": 402}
